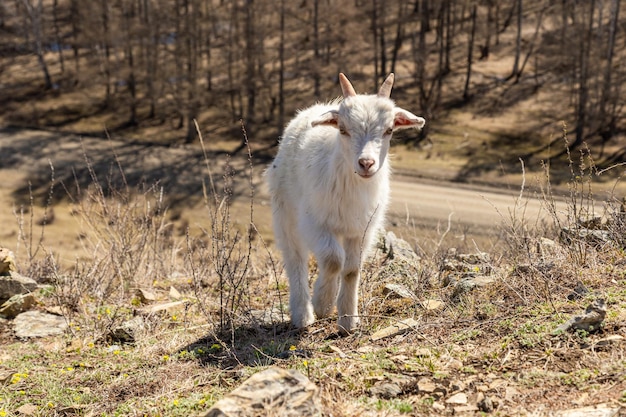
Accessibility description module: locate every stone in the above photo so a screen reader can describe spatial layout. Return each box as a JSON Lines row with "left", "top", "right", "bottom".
{"left": 445, "top": 392, "right": 468, "bottom": 405}
{"left": 374, "top": 232, "right": 422, "bottom": 284}
{"left": 249, "top": 308, "right": 288, "bottom": 327}
{"left": 0, "top": 248, "right": 17, "bottom": 275}
{"left": 555, "top": 404, "right": 619, "bottom": 417}
{"left": 454, "top": 405, "right": 479, "bottom": 413}
{"left": 477, "top": 393, "right": 495, "bottom": 413}
{"left": 449, "top": 379, "right": 466, "bottom": 392}
{"left": 108, "top": 316, "right": 147, "bottom": 344}
{"left": 383, "top": 283, "right": 417, "bottom": 300}
{"left": 136, "top": 288, "right": 157, "bottom": 304}
{"left": 203, "top": 367, "right": 321, "bottom": 417}
{"left": 421, "top": 299, "right": 444, "bottom": 311}
{"left": 169, "top": 286, "right": 182, "bottom": 300}
{"left": 452, "top": 276, "right": 497, "bottom": 299}
{"left": 417, "top": 378, "right": 436, "bottom": 393}
{"left": 505, "top": 386, "right": 520, "bottom": 402}
{"left": 382, "top": 231, "right": 420, "bottom": 262}
{"left": 370, "top": 318, "right": 419, "bottom": 341}
{"left": 13, "top": 310, "right": 67, "bottom": 338}
{"left": 561, "top": 227, "right": 611, "bottom": 247}
{"left": 369, "top": 382, "right": 402, "bottom": 399}
{"left": 555, "top": 299, "right": 606, "bottom": 333}
{"left": 0, "top": 273, "right": 38, "bottom": 301}
{"left": 0, "top": 293, "right": 36, "bottom": 319}
{"left": 567, "top": 281, "right": 590, "bottom": 301}
{"left": 16, "top": 403, "right": 38, "bottom": 416}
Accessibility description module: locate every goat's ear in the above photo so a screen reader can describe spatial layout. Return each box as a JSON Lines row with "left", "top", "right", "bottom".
{"left": 393, "top": 108, "right": 426, "bottom": 131}
{"left": 311, "top": 110, "right": 340, "bottom": 128}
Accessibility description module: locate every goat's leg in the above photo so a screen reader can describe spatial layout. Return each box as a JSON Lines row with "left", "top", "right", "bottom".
{"left": 274, "top": 207, "right": 314, "bottom": 328}
{"left": 337, "top": 237, "right": 362, "bottom": 333}
{"left": 311, "top": 233, "right": 344, "bottom": 320}
{"left": 284, "top": 245, "right": 314, "bottom": 328}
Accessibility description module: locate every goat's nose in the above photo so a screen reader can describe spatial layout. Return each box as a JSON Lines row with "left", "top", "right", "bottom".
{"left": 358, "top": 158, "right": 375, "bottom": 171}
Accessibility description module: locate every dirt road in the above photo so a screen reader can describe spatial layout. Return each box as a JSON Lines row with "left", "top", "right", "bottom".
{"left": 389, "top": 176, "right": 565, "bottom": 230}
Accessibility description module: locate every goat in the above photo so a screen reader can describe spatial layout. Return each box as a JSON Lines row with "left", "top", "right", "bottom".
{"left": 266, "top": 73, "right": 425, "bottom": 333}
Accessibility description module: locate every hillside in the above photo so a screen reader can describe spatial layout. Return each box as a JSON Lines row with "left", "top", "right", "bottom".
{"left": 1, "top": 1, "right": 626, "bottom": 416}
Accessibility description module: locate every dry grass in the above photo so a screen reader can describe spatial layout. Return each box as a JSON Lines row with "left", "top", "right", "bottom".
{"left": 1, "top": 129, "right": 626, "bottom": 416}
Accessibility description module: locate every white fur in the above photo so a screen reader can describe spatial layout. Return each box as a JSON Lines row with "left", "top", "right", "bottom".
{"left": 266, "top": 74, "right": 425, "bottom": 333}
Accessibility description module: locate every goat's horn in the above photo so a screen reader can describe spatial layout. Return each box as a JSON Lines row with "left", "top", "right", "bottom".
{"left": 339, "top": 73, "right": 357, "bottom": 97}
{"left": 378, "top": 73, "right": 395, "bottom": 98}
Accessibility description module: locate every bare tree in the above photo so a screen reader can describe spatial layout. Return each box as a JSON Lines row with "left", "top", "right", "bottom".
{"left": 463, "top": 4, "right": 477, "bottom": 100}
{"left": 20, "top": 0, "right": 52, "bottom": 89}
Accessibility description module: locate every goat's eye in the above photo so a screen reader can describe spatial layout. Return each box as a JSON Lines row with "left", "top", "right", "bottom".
{"left": 339, "top": 127, "right": 350, "bottom": 136}
{"left": 385, "top": 127, "right": 393, "bottom": 136}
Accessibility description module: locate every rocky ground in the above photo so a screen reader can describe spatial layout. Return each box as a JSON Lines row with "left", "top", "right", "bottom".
{"left": 1, "top": 214, "right": 625, "bottom": 416}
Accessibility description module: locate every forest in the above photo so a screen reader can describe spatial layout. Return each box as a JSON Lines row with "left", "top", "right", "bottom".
{"left": 0, "top": 0, "right": 624, "bottom": 160}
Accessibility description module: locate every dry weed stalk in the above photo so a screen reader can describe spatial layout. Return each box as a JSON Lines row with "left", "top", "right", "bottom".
{"left": 188, "top": 120, "right": 284, "bottom": 351}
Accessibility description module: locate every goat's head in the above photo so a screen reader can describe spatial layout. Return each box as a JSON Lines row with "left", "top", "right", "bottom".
{"left": 312, "top": 73, "right": 425, "bottom": 179}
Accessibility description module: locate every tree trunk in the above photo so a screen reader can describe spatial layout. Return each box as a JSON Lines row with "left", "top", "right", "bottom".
{"left": 511, "top": 0, "right": 522, "bottom": 79}
{"left": 574, "top": 0, "right": 595, "bottom": 148}
{"left": 278, "top": 0, "right": 285, "bottom": 138}
{"left": 599, "top": 0, "right": 620, "bottom": 131}
{"left": 244, "top": 0, "right": 256, "bottom": 131}
{"left": 52, "top": 0, "right": 65, "bottom": 74}
{"left": 22, "top": 0, "right": 52, "bottom": 89}
{"left": 463, "top": 4, "right": 476, "bottom": 101}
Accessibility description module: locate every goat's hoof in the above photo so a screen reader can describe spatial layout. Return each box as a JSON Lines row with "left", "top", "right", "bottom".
{"left": 291, "top": 311, "right": 315, "bottom": 329}
{"left": 337, "top": 316, "right": 359, "bottom": 335}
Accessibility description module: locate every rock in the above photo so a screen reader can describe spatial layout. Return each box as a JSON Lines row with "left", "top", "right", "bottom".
{"left": 0, "top": 273, "right": 38, "bottom": 301}
{"left": 505, "top": 386, "right": 520, "bottom": 402}
{"left": 421, "top": 299, "right": 444, "bottom": 311}
{"left": 444, "top": 357, "right": 463, "bottom": 371}
{"left": 136, "top": 288, "right": 157, "bottom": 304}
{"left": 414, "top": 348, "right": 432, "bottom": 357}
{"left": 370, "top": 318, "right": 419, "bottom": 341}
{"left": 374, "top": 232, "right": 422, "bottom": 284}
{"left": 442, "top": 250, "right": 494, "bottom": 289}
{"left": 555, "top": 299, "right": 606, "bottom": 333}
{"left": 449, "top": 379, "right": 466, "bottom": 392}
{"left": 0, "top": 248, "right": 17, "bottom": 275}
{"left": 445, "top": 392, "right": 468, "bottom": 405}
{"left": 369, "top": 382, "right": 402, "bottom": 399}
{"left": 203, "top": 367, "right": 321, "bottom": 417}
{"left": 108, "top": 316, "right": 147, "bottom": 344}
{"left": 452, "top": 276, "right": 497, "bottom": 299}
{"left": 561, "top": 227, "right": 611, "bottom": 247}
{"left": 382, "top": 231, "right": 419, "bottom": 262}
{"left": 16, "top": 403, "right": 38, "bottom": 416}
{"left": 327, "top": 345, "right": 347, "bottom": 358}
{"left": 169, "top": 286, "right": 182, "bottom": 300}
{"left": 0, "top": 293, "right": 36, "bottom": 319}
{"left": 454, "top": 405, "right": 479, "bottom": 413}
{"left": 417, "top": 378, "right": 436, "bottom": 393}
{"left": 383, "top": 283, "right": 417, "bottom": 300}
{"left": 14, "top": 310, "right": 67, "bottom": 338}
{"left": 249, "top": 308, "right": 288, "bottom": 327}
{"left": 432, "top": 402, "right": 446, "bottom": 411}
{"left": 477, "top": 393, "right": 495, "bottom": 413}
{"left": 567, "top": 281, "right": 590, "bottom": 301}
{"left": 457, "top": 252, "right": 490, "bottom": 264}
{"left": 555, "top": 404, "right": 620, "bottom": 417}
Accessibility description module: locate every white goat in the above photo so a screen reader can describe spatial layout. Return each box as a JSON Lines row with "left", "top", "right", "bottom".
{"left": 266, "top": 73, "right": 425, "bottom": 333}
